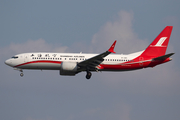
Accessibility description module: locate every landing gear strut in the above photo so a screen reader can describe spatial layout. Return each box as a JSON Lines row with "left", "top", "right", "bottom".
{"left": 19, "top": 69, "right": 24, "bottom": 77}
{"left": 86, "top": 71, "right": 92, "bottom": 79}
{"left": 14, "top": 68, "right": 24, "bottom": 77}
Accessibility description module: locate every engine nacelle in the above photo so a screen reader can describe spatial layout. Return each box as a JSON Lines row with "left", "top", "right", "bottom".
{"left": 60, "top": 62, "right": 78, "bottom": 76}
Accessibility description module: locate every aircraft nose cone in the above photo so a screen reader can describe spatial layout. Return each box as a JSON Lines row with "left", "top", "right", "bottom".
{"left": 5, "top": 60, "right": 8, "bottom": 65}
{"left": 5, "top": 59, "right": 12, "bottom": 66}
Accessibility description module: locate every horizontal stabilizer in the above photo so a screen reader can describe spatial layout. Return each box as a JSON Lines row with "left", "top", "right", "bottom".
{"left": 153, "top": 53, "right": 174, "bottom": 61}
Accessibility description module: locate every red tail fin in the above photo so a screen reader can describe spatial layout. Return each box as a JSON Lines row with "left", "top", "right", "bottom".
{"left": 140, "top": 26, "right": 173, "bottom": 58}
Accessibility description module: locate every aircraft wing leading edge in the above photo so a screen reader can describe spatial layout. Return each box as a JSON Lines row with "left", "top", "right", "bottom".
{"left": 78, "top": 40, "right": 117, "bottom": 69}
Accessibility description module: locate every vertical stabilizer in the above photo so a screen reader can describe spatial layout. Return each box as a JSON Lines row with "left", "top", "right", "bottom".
{"left": 140, "top": 26, "right": 173, "bottom": 58}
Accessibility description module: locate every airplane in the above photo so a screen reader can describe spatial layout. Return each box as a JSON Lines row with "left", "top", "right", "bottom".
{"left": 5, "top": 26, "right": 174, "bottom": 79}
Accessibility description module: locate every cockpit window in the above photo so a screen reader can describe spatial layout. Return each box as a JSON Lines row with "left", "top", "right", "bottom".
{"left": 11, "top": 56, "right": 18, "bottom": 59}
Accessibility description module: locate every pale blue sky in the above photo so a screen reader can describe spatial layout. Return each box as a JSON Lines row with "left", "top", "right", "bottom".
{"left": 1, "top": 0, "right": 179, "bottom": 46}
{"left": 0, "top": 0, "right": 180, "bottom": 120}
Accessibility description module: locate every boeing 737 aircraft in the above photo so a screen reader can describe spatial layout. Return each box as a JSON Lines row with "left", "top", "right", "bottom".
{"left": 5, "top": 26, "right": 174, "bottom": 79}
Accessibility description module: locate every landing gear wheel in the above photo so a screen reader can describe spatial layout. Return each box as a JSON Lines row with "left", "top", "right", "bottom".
{"left": 86, "top": 72, "right": 92, "bottom": 79}
{"left": 20, "top": 73, "right": 24, "bottom": 77}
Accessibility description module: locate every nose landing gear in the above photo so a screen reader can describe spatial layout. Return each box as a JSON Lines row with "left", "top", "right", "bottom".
{"left": 19, "top": 69, "right": 24, "bottom": 77}
{"left": 14, "top": 68, "right": 24, "bottom": 77}
{"left": 20, "top": 72, "right": 24, "bottom": 77}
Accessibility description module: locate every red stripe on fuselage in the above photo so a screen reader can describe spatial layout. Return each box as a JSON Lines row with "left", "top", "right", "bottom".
{"left": 14, "top": 60, "right": 62, "bottom": 67}
{"left": 100, "top": 61, "right": 151, "bottom": 70}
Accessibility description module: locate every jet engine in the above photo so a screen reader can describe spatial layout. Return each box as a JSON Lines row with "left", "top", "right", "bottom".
{"left": 60, "top": 62, "right": 78, "bottom": 76}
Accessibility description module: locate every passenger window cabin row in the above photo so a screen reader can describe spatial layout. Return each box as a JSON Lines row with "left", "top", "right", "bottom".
{"left": 32, "top": 57, "right": 134, "bottom": 62}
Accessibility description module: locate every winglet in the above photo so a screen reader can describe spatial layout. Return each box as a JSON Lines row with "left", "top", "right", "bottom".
{"left": 108, "top": 40, "right": 117, "bottom": 53}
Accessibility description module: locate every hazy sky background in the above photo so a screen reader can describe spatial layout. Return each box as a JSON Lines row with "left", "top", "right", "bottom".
{"left": 0, "top": 0, "right": 180, "bottom": 120}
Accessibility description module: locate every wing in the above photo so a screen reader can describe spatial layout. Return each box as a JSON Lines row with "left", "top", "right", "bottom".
{"left": 78, "top": 40, "right": 117, "bottom": 70}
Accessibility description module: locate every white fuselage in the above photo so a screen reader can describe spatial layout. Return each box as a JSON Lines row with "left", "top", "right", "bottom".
{"left": 5, "top": 51, "right": 143, "bottom": 70}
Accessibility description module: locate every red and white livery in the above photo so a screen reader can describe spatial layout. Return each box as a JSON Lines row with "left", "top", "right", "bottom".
{"left": 5, "top": 26, "right": 174, "bottom": 79}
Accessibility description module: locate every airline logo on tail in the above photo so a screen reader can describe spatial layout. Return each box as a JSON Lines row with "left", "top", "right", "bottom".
{"left": 155, "top": 37, "right": 167, "bottom": 46}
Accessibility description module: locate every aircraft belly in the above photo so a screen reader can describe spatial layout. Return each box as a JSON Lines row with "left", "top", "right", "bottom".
{"left": 100, "top": 61, "right": 151, "bottom": 71}
{"left": 18, "top": 62, "right": 61, "bottom": 70}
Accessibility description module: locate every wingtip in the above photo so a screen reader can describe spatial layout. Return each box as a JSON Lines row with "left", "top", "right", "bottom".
{"left": 108, "top": 40, "right": 117, "bottom": 53}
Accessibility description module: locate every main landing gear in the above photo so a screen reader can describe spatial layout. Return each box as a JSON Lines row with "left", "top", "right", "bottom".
{"left": 86, "top": 71, "right": 92, "bottom": 79}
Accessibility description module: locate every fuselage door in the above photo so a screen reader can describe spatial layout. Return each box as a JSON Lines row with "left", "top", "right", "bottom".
{"left": 139, "top": 57, "right": 144, "bottom": 66}
{"left": 24, "top": 54, "right": 29, "bottom": 63}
